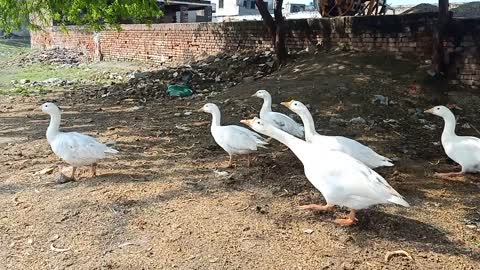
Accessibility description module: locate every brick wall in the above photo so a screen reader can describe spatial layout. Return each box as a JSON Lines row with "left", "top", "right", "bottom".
{"left": 31, "top": 13, "right": 480, "bottom": 88}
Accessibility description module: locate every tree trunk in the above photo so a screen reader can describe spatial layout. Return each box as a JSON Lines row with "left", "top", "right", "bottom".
{"left": 273, "top": 0, "right": 287, "bottom": 64}
{"left": 432, "top": 0, "right": 450, "bottom": 76}
{"left": 256, "top": 0, "right": 288, "bottom": 64}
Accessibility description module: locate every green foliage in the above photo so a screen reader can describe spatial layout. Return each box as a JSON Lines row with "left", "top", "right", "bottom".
{"left": 0, "top": 0, "right": 163, "bottom": 33}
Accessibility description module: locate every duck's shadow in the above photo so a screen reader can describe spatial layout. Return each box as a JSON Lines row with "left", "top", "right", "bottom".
{"left": 352, "top": 209, "right": 480, "bottom": 260}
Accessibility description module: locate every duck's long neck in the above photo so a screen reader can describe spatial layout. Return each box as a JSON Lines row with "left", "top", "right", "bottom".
{"left": 46, "top": 112, "right": 61, "bottom": 143}
{"left": 210, "top": 108, "right": 222, "bottom": 129}
{"left": 259, "top": 96, "right": 272, "bottom": 119}
{"left": 298, "top": 109, "right": 318, "bottom": 141}
{"left": 441, "top": 112, "right": 457, "bottom": 140}
{"left": 262, "top": 126, "right": 309, "bottom": 164}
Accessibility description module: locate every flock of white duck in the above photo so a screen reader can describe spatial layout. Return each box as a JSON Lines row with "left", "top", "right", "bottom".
{"left": 40, "top": 90, "right": 480, "bottom": 226}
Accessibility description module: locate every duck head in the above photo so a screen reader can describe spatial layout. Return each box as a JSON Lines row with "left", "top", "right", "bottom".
{"left": 241, "top": 117, "right": 267, "bottom": 133}
{"left": 424, "top": 105, "right": 452, "bottom": 118}
{"left": 41, "top": 102, "right": 61, "bottom": 115}
{"left": 280, "top": 100, "right": 306, "bottom": 114}
{"left": 198, "top": 103, "right": 218, "bottom": 114}
{"left": 251, "top": 89, "right": 270, "bottom": 98}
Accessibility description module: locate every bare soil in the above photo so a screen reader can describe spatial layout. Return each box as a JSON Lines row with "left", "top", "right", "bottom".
{"left": 1, "top": 51, "right": 479, "bottom": 269}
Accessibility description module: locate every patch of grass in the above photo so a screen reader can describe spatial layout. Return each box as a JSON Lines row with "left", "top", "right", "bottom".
{"left": 0, "top": 63, "right": 97, "bottom": 90}
{"left": 0, "top": 86, "right": 53, "bottom": 96}
{"left": 0, "top": 39, "right": 30, "bottom": 61}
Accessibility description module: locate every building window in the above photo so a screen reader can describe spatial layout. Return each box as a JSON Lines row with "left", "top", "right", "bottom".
{"left": 250, "top": 1, "right": 256, "bottom": 9}
{"left": 219, "top": 0, "right": 224, "bottom": 8}
{"left": 243, "top": 0, "right": 247, "bottom": 8}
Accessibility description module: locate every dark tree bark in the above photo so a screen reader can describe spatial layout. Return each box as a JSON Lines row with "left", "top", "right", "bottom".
{"left": 256, "top": 0, "right": 287, "bottom": 64}
{"left": 432, "top": 0, "right": 450, "bottom": 76}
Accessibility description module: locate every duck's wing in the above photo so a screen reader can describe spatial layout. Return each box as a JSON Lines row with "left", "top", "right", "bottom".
{"left": 334, "top": 136, "right": 393, "bottom": 167}
{"left": 340, "top": 156, "right": 408, "bottom": 206}
{"left": 216, "top": 126, "right": 267, "bottom": 151}
{"left": 230, "top": 126, "right": 268, "bottom": 147}
{"left": 451, "top": 136, "right": 480, "bottom": 160}
{"left": 266, "top": 112, "right": 304, "bottom": 137}
{"left": 53, "top": 132, "right": 109, "bottom": 162}
{"left": 307, "top": 150, "right": 407, "bottom": 208}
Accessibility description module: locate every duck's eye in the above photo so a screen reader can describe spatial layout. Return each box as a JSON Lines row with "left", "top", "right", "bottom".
{"left": 257, "top": 121, "right": 261, "bottom": 124}
{"left": 437, "top": 108, "right": 440, "bottom": 110}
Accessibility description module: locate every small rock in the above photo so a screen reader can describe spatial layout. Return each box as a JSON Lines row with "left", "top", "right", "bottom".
{"left": 127, "top": 106, "right": 144, "bottom": 112}
{"left": 174, "top": 113, "right": 181, "bottom": 117}
{"left": 330, "top": 117, "right": 346, "bottom": 125}
{"left": 303, "top": 229, "right": 314, "bottom": 234}
{"left": 372, "top": 95, "right": 389, "bottom": 106}
{"left": 19, "top": 79, "right": 30, "bottom": 84}
{"left": 243, "top": 76, "right": 254, "bottom": 83}
{"left": 184, "top": 111, "right": 192, "bottom": 116}
{"left": 350, "top": 117, "right": 366, "bottom": 125}
{"left": 462, "top": 123, "right": 471, "bottom": 129}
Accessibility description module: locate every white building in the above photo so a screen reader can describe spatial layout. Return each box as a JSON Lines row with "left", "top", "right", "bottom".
{"left": 211, "top": 0, "right": 274, "bottom": 19}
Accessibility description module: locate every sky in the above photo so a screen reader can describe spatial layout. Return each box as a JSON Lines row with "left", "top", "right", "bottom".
{"left": 389, "top": 0, "right": 469, "bottom": 4}
{"left": 291, "top": 0, "right": 472, "bottom": 7}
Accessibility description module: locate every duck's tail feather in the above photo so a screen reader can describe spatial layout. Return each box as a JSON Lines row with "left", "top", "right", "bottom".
{"left": 388, "top": 195, "right": 410, "bottom": 207}
{"left": 382, "top": 160, "right": 394, "bottom": 167}
{"left": 105, "top": 147, "right": 119, "bottom": 154}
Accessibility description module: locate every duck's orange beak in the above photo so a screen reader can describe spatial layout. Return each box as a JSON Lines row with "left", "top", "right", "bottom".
{"left": 197, "top": 108, "right": 204, "bottom": 112}
{"left": 424, "top": 108, "right": 434, "bottom": 114}
{"left": 280, "top": 100, "right": 294, "bottom": 108}
{"left": 240, "top": 119, "right": 254, "bottom": 127}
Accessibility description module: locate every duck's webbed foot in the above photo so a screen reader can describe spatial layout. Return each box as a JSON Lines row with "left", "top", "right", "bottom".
{"left": 334, "top": 209, "right": 357, "bottom": 226}
{"left": 56, "top": 173, "right": 75, "bottom": 184}
{"left": 226, "top": 155, "right": 236, "bottom": 168}
{"left": 434, "top": 171, "right": 465, "bottom": 178}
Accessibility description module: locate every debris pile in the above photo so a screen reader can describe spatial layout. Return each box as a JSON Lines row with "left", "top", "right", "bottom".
{"left": 97, "top": 50, "right": 277, "bottom": 101}
{"left": 13, "top": 48, "right": 87, "bottom": 67}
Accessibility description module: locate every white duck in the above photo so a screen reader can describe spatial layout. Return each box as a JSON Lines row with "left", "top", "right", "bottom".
{"left": 41, "top": 102, "right": 118, "bottom": 182}
{"left": 241, "top": 117, "right": 409, "bottom": 226}
{"left": 281, "top": 100, "right": 393, "bottom": 169}
{"left": 252, "top": 90, "right": 304, "bottom": 138}
{"left": 425, "top": 105, "right": 480, "bottom": 176}
{"left": 198, "top": 103, "right": 268, "bottom": 168}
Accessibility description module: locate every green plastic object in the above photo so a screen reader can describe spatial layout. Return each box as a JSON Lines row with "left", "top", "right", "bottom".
{"left": 167, "top": 84, "right": 193, "bottom": 97}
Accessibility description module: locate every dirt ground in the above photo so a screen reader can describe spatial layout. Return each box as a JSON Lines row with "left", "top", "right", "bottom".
{"left": 1, "top": 51, "right": 480, "bottom": 269}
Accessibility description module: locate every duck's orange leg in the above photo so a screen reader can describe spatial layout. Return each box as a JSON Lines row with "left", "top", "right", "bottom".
{"left": 91, "top": 163, "right": 97, "bottom": 177}
{"left": 227, "top": 155, "right": 235, "bottom": 168}
{"left": 299, "top": 203, "right": 335, "bottom": 212}
{"left": 334, "top": 209, "right": 357, "bottom": 226}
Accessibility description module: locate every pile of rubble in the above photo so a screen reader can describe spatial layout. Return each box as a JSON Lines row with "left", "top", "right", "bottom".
{"left": 97, "top": 50, "right": 277, "bottom": 101}
{"left": 13, "top": 48, "right": 87, "bottom": 67}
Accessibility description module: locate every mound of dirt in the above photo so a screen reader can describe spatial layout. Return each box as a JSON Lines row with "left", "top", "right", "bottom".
{"left": 97, "top": 50, "right": 278, "bottom": 101}
{"left": 402, "top": 3, "right": 437, "bottom": 14}
{"left": 452, "top": 2, "right": 480, "bottom": 17}
{"left": 13, "top": 47, "right": 87, "bottom": 67}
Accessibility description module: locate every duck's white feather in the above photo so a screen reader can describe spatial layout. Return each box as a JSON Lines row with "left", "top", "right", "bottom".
{"left": 212, "top": 125, "right": 267, "bottom": 155}
{"left": 51, "top": 132, "right": 118, "bottom": 167}
{"left": 254, "top": 90, "right": 304, "bottom": 138}
{"left": 286, "top": 101, "right": 392, "bottom": 168}
{"left": 310, "top": 135, "right": 393, "bottom": 168}
{"left": 247, "top": 118, "right": 409, "bottom": 210}
{"left": 430, "top": 106, "right": 480, "bottom": 173}
{"left": 42, "top": 102, "right": 118, "bottom": 168}
{"left": 201, "top": 103, "right": 267, "bottom": 157}
{"left": 263, "top": 111, "right": 305, "bottom": 138}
